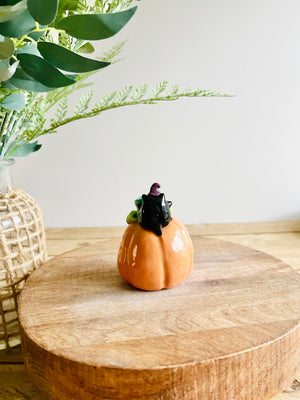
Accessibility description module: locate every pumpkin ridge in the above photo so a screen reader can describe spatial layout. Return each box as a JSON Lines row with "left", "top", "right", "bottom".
{"left": 159, "top": 233, "right": 167, "bottom": 289}
{"left": 160, "top": 219, "right": 180, "bottom": 288}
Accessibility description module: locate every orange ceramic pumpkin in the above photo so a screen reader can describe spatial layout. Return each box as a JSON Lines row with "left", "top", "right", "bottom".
{"left": 117, "top": 217, "right": 194, "bottom": 291}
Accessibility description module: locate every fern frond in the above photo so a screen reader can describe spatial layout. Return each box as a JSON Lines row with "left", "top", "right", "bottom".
{"left": 131, "top": 84, "right": 148, "bottom": 101}
{"left": 167, "top": 85, "right": 179, "bottom": 96}
{"left": 78, "top": 0, "right": 87, "bottom": 11}
{"left": 95, "top": 90, "right": 117, "bottom": 108}
{"left": 183, "top": 87, "right": 193, "bottom": 95}
{"left": 22, "top": 119, "right": 46, "bottom": 141}
{"left": 115, "top": 86, "right": 133, "bottom": 102}
{"left": 100, "top": 41, "right": 127, "bottom": 64}
{"left": 152, "top": 80, "right": 168, "bottom": 97}
{"left": 44, "top": 79, "right": 94, "bottom": 113}
{"left": 38, "top": 83, "right": 230, "bottom": 137}
{"left": 101, "top": 0, "right": 138, "bottom": 13}
{"left": 74, "top": 90, "right": 94, "bottom": 115}
{"left": 51, "top": 97, "right": 68, "bottom": 123}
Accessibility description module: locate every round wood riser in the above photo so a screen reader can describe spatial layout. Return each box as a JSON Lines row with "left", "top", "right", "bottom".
{"left": 22, "top": 328, "right": 299, "bottom": 400}
{"left": 19, "top": 236, "right": 300, "bottom": 400}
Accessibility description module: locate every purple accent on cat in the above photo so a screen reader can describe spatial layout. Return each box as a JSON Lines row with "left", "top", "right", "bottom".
{"left": 149, "top": 182, "right": 161, "bottom": 197}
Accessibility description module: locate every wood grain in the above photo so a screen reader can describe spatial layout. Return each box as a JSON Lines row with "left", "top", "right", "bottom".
{"left": 0, "top": 364, "right": 42, "bottom": 400}
{"left": 209, "top": 232, "right": 300, "bottom": 272}
{"left": 45, "top": 220, "right": 300, "bottom": 240}
{"left": 18, "top": 235, "right": 300, "bottom": 400}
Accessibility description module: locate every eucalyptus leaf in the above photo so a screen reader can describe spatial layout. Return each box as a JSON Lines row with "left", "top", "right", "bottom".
{"left": 56, "top": 7, "right": 137, "bottom": 40}
{"left": 65, "top": 73, "right": 78, "bottom": 80}
{"left": 17, "top": 53, "right": 77, "bottom": 88}
{"left": 6, "top": 67, "right": 60, "bottom": 92}
{"left": 0, "top": 0, "right": 26, "bottom": 23}
{"left": 0, "top": 9, "right": 35, "bottom": 37}
{"left": 0, "top": 59, "right": 18, "bottom": 81}
{"left": 38, "top": 42, "right": 110, "bottom": 73}
{"left": 27, "top": 25, "right": 47, "bottom": 41}
{"left": 0, "top": 38, "right": 14, "bottom": 59}
{"left": 77, "top": 42, "right": 95, "bottom": 54}
{"left": 13, "top": 141, "right": 42, "bottom": 157}
{"left": 27, "top": 0, "right": 58, "bottom": 25}
{"left": 0, "top": 58, "right": 10, "bottom": 73}
{"left": 15, "top": 43, "right": 40, "bottom": 57}
{"left": 0, "top": 92, "right": 26, "bottom": 110}
{"left": 5, "top": 1, "right": 22, "bottom": 5}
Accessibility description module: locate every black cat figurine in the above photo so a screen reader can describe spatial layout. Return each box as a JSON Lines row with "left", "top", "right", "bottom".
{"left": 139, "top": 183, "right": 172, "bottom": 236}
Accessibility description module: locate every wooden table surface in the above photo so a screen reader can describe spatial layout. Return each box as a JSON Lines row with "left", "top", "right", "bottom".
{"left": 1, "top": 221, "right": 300, "bottom": 399}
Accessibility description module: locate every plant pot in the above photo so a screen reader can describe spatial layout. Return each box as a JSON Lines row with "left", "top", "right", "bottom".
{"left": 0, "top": 159, "right": 47, "bottom": 350}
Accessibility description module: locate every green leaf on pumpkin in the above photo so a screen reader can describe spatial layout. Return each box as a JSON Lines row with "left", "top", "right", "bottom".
{"left": 37, "top": 42, "right": 110, "bottom": 73}
{"left": 27, "top": 0, "right": 58, "bottom": 25}
{"left": 126, "top": 210, "right": 138, "bottom": 224}
{"left": 17, "top": 53, "right": 76, "bottom": 88}
{"left": 56, "top": 7, "right": 137, "bottom": 40}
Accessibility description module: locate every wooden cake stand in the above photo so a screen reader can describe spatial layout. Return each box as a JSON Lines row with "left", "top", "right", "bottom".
{"left": 19, "top": 236, "right": 300, "bottom": 400}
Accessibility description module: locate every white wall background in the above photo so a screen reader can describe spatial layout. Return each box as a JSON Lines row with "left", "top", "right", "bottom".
{"left": 13, "top": 0, "right": 300, "bottom": 227}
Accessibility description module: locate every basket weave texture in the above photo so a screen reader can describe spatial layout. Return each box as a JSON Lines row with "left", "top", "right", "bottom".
{"left": 0, "top": 186, "right": 47, "bottom": 350}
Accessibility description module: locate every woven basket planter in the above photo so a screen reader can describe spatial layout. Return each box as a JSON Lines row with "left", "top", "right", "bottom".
{"left": 0, "top": 186, "right": 47, "bottom": 350}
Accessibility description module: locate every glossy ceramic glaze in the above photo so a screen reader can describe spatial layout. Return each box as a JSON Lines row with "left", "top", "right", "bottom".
{"left": 117, "top": 218, "right": 194, "bottom": 291}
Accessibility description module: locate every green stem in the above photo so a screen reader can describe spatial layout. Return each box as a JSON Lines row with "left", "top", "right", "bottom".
{"left": 14, "top": 35, "right": 36, "bottom": 47}
{"left": 34, "top": 22, "right": 64, "bottom": 34}
{"left": 14, "top": 25, "right": 63, "bottom": 48}
{"left": 0, "top": 112, "right": 9, "bottom": 139}
{"left": 3, "top": 111, "right": 14, "bottom": 134}
{"left": 0, "top": 111, "right": 14, "bottom": 158}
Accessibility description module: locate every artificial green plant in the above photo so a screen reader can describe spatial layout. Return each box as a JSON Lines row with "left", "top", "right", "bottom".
{"left": 0, "top": 0, "right": 224, "bottom": 159}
